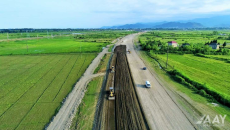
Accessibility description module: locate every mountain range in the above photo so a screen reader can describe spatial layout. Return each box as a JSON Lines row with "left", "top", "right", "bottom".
{"left": 101, "top": 15, "right": 230, "bottom": 29}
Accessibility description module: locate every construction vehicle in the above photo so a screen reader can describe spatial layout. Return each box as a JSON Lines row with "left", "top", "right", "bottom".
{"left": 108, "top": 87, "right": 115, "bottom": 100}
{"left": 128, "top": 49, "right": 131, "bottom": 54}
{"left": 111, "top": 66, "right": 115, "bottom": 73}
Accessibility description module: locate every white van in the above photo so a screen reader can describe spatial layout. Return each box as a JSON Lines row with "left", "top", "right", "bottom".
{"left": 145, "top": 81, "right": 151, "bottom": 88}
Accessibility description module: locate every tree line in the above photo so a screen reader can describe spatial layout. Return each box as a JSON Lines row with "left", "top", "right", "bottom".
{"left": 139, "top": 39, "right": 230, "bottom": 55}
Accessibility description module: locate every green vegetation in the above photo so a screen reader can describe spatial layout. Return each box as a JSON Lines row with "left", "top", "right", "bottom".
{"left": 0, "top": 54, "right": 96, "bottom": 130}
{"left": 0, "top": 30, "right": 135, "bottom": 56}
{"left": 139, "top": 50, "right": 230, "bottom": 123}
{"left": 139, "top": 31, "right": 230, "bottom": 55}
{"left": 148, "top": 52, "right": 230, "bottom": 107}
{"left": 94, "top": 53, "right": 111, "bottom": 74}
{"left": 70, "top": 76, "right": 103, "bottom": 130}
{"left": 0, "top": 37, "right": 108, "bottom": 55}
{"left": 108, "top": 44, "right": 114, "bottom": 52}
{"left": 138, "top": 31, "right": 230, "bottom": 126}
{"left": 0, "top": 30, "right": 135, "bottom": 130}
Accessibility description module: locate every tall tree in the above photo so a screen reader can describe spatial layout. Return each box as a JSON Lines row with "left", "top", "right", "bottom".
{"left": 223, "top": 42, "right": 227, "bottom": 48}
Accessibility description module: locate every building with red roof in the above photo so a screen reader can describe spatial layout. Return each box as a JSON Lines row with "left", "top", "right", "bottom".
{"left": 168, "top": 41, "right": 178, "bottom": 47}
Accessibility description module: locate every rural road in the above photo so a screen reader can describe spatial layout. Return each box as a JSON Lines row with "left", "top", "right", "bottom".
{"left": 123, "top": 34, "right": 195, "bottom": 130}
{"left": 46, "top": 44, "right": 113, "bottom": 130}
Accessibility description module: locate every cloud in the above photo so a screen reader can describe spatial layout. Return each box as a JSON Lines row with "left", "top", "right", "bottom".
{"left": 1, "top": 0, "right": 230, "bottom": 28}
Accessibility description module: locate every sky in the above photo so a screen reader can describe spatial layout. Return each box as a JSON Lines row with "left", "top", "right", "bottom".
{"left": 1, "top": 0, "right": 230, "bottom": 28}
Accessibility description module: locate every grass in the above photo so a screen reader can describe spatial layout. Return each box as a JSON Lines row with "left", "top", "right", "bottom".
{"left": 0, "top": 53, "right": 96, "bottom": 130}
{"left": 108, "top": 44, "right": 114, "bottom": 52}
{"left": 70, "top": 76, "right": 103, "bottom": 130}
{"left": 155, "top": 54, "right": 230, "bottom": 99}
{"left": 94, "top": 53, "right": 111, "bottom": 74}
{"left": 0, "top": 30, "right": 136, "bottom": 130}
{"left": 0, "top": 37, "right": 108, "bottom": 55}
{"left": 139, "top": 50, "right": 230, "bottom": 126}
{"left": 139, "top": 30, "right": 230, "bottom": 45}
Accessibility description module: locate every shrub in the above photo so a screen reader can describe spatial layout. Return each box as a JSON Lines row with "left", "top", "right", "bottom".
{"left": 168, "top": 69, "right": 230, "bottom": 107}
{"left": 199, "top": 89, "right": 207, "bottom": 96}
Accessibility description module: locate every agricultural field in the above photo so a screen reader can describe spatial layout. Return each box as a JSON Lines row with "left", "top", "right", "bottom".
{"left": 207, "top": 55, "right": 230, "bottom": 60}
{"left": 0, "top": 53, "right": 96, "bottom": 130}
{"left": 0, "top": 37, "right": 108, "bottom": 55}
{"left": 155, "top": 54, "right": 230, "bottom": 98}
{"left": 0, "top": 30, "right": 135, "bottom": 41}
{"left": 139, "top": 30, "right": 230, "bottom": 45}
{"left": 0, "top": 30, "right": 135, "bottom": 56}
{"left": 138, "top": 31, "right": 230, "bottom": 125}
{"left": 0, "top": 30, "right": 135, "bottom": 129}
{"left": 139, "top": 50, "right": 230, "bottom": 125}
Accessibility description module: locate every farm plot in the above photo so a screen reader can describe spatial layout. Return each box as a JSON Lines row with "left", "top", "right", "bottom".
{"left": 0, "top": 37, "right": 108, "bottom": 55}
{"left": 156, "top": 54, "right": 230, "bottom": 100}
{"left": 0, "top": 53, "right": 96, "bottom": 130}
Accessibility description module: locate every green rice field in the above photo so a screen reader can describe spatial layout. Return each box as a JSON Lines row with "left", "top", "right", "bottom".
{"left": 156, "top": 54, "right": 230, "bottom": 100}
{"left": 0, "top": 53, "right": 96, "bottom": 130}
{"left": 0, "top": 37, "right": 108, "bottom": 55}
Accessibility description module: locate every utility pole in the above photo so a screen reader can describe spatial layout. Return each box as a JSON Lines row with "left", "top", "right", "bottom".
{"left": 26, "top": 38, "right": 28, "bottom": 52}
{"left": 7, "top": 33, "right": 9, "bottom": 41}
{"left": 166, "top": 45, "right": 169, "bottom": 69}
{"left": 26, "top": 31, "right": 28, "bottom": 52}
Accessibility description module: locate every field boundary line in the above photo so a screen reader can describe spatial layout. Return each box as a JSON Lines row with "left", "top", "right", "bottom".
{"left": 52, "top": 54, "right": 84, "bottom": 101}
{"left": 14, "top": 55, "right": 74, "bottom": 129}
{"left": 0, "top": 55, "right": 64, "bottom": 119}
{"left": 0, "top": 56, "right": 54, "bottom": 100}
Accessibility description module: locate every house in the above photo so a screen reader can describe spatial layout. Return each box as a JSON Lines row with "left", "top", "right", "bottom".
{"left": 168, "top": 41, "right": 178, "bottom": 47}
{"left": 182, "top": 43, "right": 190, "bottom": 47}
{"left": 209, "top": 43, "right": 220, "bottom": 49}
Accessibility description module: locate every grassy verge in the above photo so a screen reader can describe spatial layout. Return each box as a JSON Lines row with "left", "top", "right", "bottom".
{"left": 70, "top": 76, "right": 103, "bottom": 130}
{"left": 195, "top": 53, "right": 230, "bottom": 63}
{"left": 148, "top": 52, "right": 230, "bottom": 107}
{"left": 94, "top": 53, "right": 111, "bottom": 74}
{"left": 139, "top": 50, "right": 230, "bottom": 125}
{"left": 108, "top": 44, "right": 114, "bottom": 52}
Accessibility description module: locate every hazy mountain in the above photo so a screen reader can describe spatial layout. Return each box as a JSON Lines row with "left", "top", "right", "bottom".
{"left": 179, "top": 15, "right": 230, "bottom": 27}
{"left": 101, "top": 15, "right": 230, "bottom": 29}
{"left": 101, "top": 22, "right": 204, "bottom": 29}
{"left": 101, "top": 22, "right": 166, "bottom": 29}
{"left": 153, "top": 22, "right": 204, "bottom": 28}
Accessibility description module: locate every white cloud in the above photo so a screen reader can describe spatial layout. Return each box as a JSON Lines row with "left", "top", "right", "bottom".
{"left": 1, "top": 0, "right": 230, "bottom": 28}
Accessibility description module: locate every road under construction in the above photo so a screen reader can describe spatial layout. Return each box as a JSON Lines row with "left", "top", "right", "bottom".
{"left": 95, "top": 45, "right": 149, "bottom": 130}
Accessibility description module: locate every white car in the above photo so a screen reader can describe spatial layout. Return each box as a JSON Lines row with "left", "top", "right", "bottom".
{"left": 145, "top": 81, "right": 151, "bottom": 88}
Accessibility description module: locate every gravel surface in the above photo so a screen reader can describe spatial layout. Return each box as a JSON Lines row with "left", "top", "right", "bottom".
{"left": 46, "top": 46, "right": 111, "bottom": 130}
{"left": 124, "top": 34, "right": 195, "bottom": 130}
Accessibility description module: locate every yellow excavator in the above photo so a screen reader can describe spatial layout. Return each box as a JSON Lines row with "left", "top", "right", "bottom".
{"left": 111, "top": 66, "right": 115, "bottom": 73}
{"left": 108, "top": 87, "right": 115, "bottom": 100}
{"left": 128, "top": 49, "right": 131, "bottom": 54}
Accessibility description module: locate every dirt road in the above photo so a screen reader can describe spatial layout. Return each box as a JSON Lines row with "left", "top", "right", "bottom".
{"left": 123, "top": 34, "right": 195, "bottom": 130}
{"left": 46, "top": 45, "right": 112, "bottom": 130}
{"left": 114, "top": 45, "right": 148, "bottom": 130}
